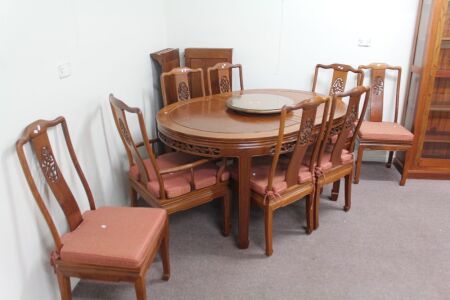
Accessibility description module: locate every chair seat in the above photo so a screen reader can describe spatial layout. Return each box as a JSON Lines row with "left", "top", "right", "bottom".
{"left": 358, "top": 121, "right": 413, "bottom": 143}
{"left": 303, "top": 148, "right": 353, "bottom": 171}
{"left": 61, "top": 207, "right": 167, "bottom": 269}
{"left": 232, "top": 156, "right": 312, "bottom": 196}
{"left": 129, "top": 152, "right": 229, "bottom": 198}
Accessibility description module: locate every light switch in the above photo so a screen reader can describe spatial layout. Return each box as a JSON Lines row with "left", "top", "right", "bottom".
{"left": 57, "top": 62, "right": 71, "bottom": 79}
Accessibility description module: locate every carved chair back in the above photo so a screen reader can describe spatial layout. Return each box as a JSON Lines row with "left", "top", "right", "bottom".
{"left": 160, "top": 67, "right": 206, "bottom": 106}
{"left": 267, "top": 96, "right": 331, "bottom": 190}
{"left": 207, "top": 62, "right": 243, "bottom": 95}
{"left": 358, "top": 63, "right": 402, "bottom": 123}
{"left": 318, "top": 86, "right": 370, "bottom": 168}
{"left": 109, "top": 94, "right": 166, "bottom": 199}
{"left": 16, "top": 117, "right": 96, "bottom": 252}
{"left": 312, "top": 63, "right": 364, "bottom": 96}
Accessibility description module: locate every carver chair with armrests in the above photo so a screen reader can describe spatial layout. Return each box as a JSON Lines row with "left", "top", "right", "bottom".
{"left": 355, "top": 63, "right": 413, "bottom": 186}
{"left": 238, "top": 96, "right": 330, "bottom": 256}
{"left": 312, "top": 86, "right": 370, "bottom": 229}
{"left": 207, "top": 62, "right": 244, "bottom": 95}
{"left": 160, "top": 67, "right": 206, "bottom": 106}
{"left": 16, "top": 117, "right": 170, "bottom": 300}
{"left": 109, "top": 94, "right": 231, "bottom": 236}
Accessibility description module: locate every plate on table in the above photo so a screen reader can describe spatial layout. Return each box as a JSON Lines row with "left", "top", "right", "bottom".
{"left": 226, "top": 93, "right": 295, "bottom": 114}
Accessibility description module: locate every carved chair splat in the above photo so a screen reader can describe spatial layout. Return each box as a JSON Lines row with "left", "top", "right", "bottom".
{"left": 312, "top": 63, "right": 364, "bottom": 96}
{"left": 207, "top": 62, "right": 244, "bottom": 95}
{"left": 160, "top": 67, "right": 206, "bottom": 106}
{"left": 16, "top": 116, "right": 170, "bottom": 300}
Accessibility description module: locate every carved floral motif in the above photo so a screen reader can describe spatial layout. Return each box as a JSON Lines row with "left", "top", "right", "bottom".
{"left": 299, "top": 119, "right": 314, "bottom": 145}
{"left": 270, "top": 141, "right": 296, "bottom": 155}
{"left": 40, "top": 146, "right": 58, "bottom": 182}
{"left": 178, "top": 82, "right": 190, "bottom": 100}
{"left": 119, "top": 119, "right": 132, "bottom": 145}
{"left": 331, "top": 77, "right": 345, "bottom": 95}
{"left": 373, "top": 76, "right": 384, "bottom": 96}
{"left": 345, "top": 106, "right": 357, "bottom": 130}
{"left": 219, "top": 76, "right": 231, "bottom": 93}
{"left": 159, "top": 132, "right": 220, "bottom": 156}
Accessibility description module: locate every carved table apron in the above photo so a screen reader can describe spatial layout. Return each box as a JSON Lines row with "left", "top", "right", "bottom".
{"left": 156, "top": 89, "right": 346, "bottom": 249}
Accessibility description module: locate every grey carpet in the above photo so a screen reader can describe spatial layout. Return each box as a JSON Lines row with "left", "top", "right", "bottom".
{"left": 73, "top": 163, "right": 450, "bottom": 300}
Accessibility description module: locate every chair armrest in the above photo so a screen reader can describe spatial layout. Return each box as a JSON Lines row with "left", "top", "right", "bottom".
{"left": 135, "top": 138, "right": 160, "bottom": 148}
{"left": 159, "top": 158, "right": 213, "bottom": 175}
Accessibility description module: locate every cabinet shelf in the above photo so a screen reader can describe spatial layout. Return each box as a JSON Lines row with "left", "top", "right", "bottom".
{"left": 424, "top": 133, "right": 450, "bottom": 143}
{"left": 430, "top": 104, "right": 450, "bottom": 112}
{"left": 435, "top": 70, "right": 450, "bottom": 77}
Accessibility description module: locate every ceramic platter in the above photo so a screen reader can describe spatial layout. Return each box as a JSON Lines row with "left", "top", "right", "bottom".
{"left": 226, "top": 93, "right": 295, "bottom": 114}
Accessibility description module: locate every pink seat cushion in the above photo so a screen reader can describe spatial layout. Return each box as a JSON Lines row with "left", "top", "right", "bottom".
{"left": 330, "top": 130, "right": 353, "bottom": 144}
{"left": 358, "top": 121, "right": 413, "bottom": 143}
{"left": 233, "top": 156, "right": 312, "bottom": 196}
{"left": 129, "top": 152, "right": 229, "bottom": 198}
{"left": 319, "top": 149, "right": 353, "bottom": 170}
{"left": 61, "top": 207, "right": 167, "bottom": 268}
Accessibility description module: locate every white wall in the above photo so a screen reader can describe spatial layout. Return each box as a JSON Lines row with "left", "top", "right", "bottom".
{"left": 166, "top": 0, "right": 420, "bottom": 160}
{"left": 1, "top": 0, "right": 419, "bottom": 299}
{"left": 0, "top": 0, "right": 167, "bottom": 299}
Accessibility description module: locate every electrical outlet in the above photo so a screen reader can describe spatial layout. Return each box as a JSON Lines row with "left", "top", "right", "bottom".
{"left": 358, "top": 37, "right": 372, "bottom": 47}
{"left": 57, "top": 62, "right": 71, "bottom": 79}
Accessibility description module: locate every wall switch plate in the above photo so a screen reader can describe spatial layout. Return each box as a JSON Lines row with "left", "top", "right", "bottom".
{"left": 57, "top": 62, "right": 71, "bottom": 79}
{"left": 358, "top": 37, "right": 372, "bottom": 47}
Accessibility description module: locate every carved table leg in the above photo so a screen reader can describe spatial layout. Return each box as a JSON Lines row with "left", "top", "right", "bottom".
{"left": 237, "top": 153, "right": 251, "bottom": 249}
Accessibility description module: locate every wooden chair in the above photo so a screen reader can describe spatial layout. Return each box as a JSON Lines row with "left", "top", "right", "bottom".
{"left": 244, "top": 96, "right": 331, "bottom": 256}
{"left": 16, "top": 117, "right": 170, "bottom": 300}
{"left": 160, "top": 67, "right": 206, "bottom": 106}
{"left": 109, "top": 94, "right": 231, "bottom": 236}
{"left": 312, "top": 63, "right": 364, "bottom": 201}
{"left": 312, "top": 63, "right": 364, "bottom": 96}
{"left": 312, "top": 86, "right": 370, "bottom": 230}
{"left": 207, "top": 62, "right": 243, "bottom": 95}
{"left": 354, "top": 63, "right": 413, "bottom": 186}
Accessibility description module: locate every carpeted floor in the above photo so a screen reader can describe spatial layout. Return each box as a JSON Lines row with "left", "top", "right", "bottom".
{"left": 73, "top": 163, "right": 450, "bottom": 300}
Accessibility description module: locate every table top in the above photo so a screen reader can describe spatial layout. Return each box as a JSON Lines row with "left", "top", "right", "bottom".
{"left": 157, "top": 89, "right": 346, "bottom": 141}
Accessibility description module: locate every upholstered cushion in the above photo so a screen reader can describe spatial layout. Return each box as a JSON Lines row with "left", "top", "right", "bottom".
{"left": 330, "top": 130, "right": 353, "bottom": 144}
{"left": 358, "top": 121, "right": 413, "bottom": 143}
{"left": 61, "top": 207, "right": 167, "bottom": 268}
{"left": 303, "top": 148, "right": 353, "bottom": 171}
{"left": 318, "top": 149, "right": 353, "bottom": 171}
{"left": 129, "top": 152, "right": 229, "bottom": 198}
{"left": 231, "top": 156, "right": 312, "bottom": 196}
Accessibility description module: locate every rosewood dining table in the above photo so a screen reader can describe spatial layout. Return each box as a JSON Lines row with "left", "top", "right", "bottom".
{"left": 156, "top": 89, "right": 346, "bottom": 249}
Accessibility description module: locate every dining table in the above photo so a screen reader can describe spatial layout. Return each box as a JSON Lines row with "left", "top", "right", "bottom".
{"left": 156, "top": 89, "right": 347, "bottom": 249}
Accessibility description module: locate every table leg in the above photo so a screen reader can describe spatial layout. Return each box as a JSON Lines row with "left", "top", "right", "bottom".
{"left": 237, "top": 153, "right": 251, "bottom": 249}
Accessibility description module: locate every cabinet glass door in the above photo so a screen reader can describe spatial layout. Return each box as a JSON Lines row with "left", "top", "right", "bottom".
{"left": 422, "top": 1, "right": 450, "bottom": 159}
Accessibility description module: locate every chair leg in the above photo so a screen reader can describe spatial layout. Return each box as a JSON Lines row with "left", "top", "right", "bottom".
{"left": 160, "top": 223, "right": 170, "bottom": 281}
{"left": 386, "top": 151, "right": 394, "bottom": 168}
{"left": 56, "top": 273, "right": 72, "bottom": 300}
{"left": 400, "top": 149, "right": 411, "bottom": 186}
{"left": 313, "top": 185, "right": 321, "bottom": 230}
{"left": 221, "top": 191, "right": 231, "bottom": 237}
{"left": 264, "top": 206, "right": 273, "bottom": 256}
{"left": 330, "top": 180, "right": 340, "bottom": 201}
{"left": 305, "top": 194, "right": 313, "bottom": 234}
{"left": 354, "top": 145, "right": 364, "bottom": 184}
{"left": 134, "top": 276, "right": 147, "bottom": 300}
{"left": 130, "top": 186, "right": 138, "bottom": 207}
{"left": 344, "top": 172, "right": 352, "bottom": 212}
